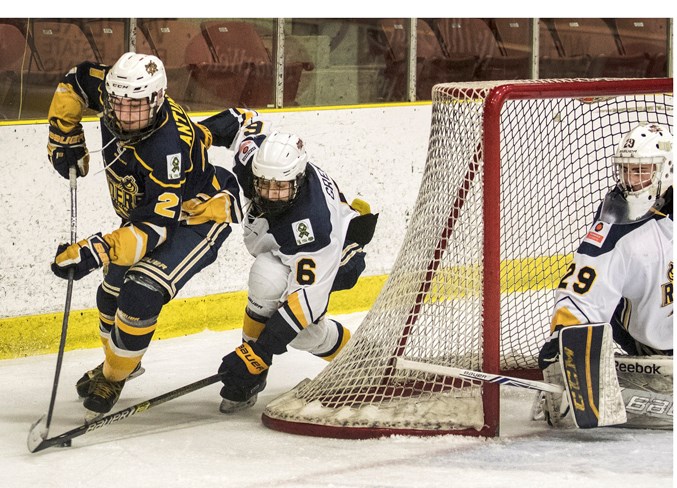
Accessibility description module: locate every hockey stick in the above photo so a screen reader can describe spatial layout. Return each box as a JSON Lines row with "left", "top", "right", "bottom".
{"left": 28, "top": 167, "right": 78, "bottom": 447}
{"left": 395, "top": 358, "right": 564, "bottom": 393}
{"left": 27, "top": 373, "right": 222, "bottom": 453}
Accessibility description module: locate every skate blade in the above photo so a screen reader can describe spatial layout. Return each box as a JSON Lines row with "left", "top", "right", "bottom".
{"left": 219, "top": 394, "right": 258, "bottom": 414}
{"left": 130, "top": 365, "right": 146, "bottom": 379}
{"left": 84, "top": 409, "right": 103, "bottom": 423}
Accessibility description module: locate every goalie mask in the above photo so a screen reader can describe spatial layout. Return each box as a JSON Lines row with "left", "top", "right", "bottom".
{"left": 601, "top": 122, "right": 673, "bottom": 223}
{"left": 103, "top": 52, "right": 167, "bottom": 143}
{"left": 251, "top": 131, "right": 308, "bottom": 216}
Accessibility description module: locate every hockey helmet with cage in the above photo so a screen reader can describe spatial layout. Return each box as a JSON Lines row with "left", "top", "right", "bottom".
{"left": 603, "top": 122, "right": 673, "bottom": 222}
{"left": 103, "top": 52, "right": 167, "bottom": 143}
{"left": 251, "top": 131, "right": 308, "bottom": 216}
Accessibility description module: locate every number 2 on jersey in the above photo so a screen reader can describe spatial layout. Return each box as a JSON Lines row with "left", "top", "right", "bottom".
{"left": 155, "top": 192, "right": 180, "bottom": 218}
{"left": 558, "top": 263, "right": 597, "bottom": 294}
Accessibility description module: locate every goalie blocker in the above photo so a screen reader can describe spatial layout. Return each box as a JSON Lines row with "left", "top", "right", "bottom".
{"left": 542, "top": 323, "right": 627, "bottom": 429}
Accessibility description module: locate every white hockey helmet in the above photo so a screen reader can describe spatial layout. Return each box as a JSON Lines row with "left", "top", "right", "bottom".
{"left": 611, "top": 122, "right": 673, "bottom": 221}
{"left": 251, "top": 131, "right": 308, "bottom": 215}
{"left": 103, "top": 52, "right": 167, "bottom": 142}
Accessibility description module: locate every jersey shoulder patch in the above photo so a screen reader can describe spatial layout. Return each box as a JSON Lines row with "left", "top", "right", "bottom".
{"left": 582, "top": 220, "right": 612, "bottom": 248}
{"left": 291, "top": 218, "right": 316, "bottom": 246}
{"left": 166, "top": 153, "right": 182, "bottom": 180}
{"left": 579, "top": 218, "right": 650, "bottom": 257}
{"left": 269, "top": 177, "right": 333, "bottom": 255}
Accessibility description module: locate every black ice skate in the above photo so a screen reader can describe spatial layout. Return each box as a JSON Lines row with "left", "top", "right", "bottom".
{"left": 76, "top": 362, "right": 145, "bottom": 398}
{"left": 219, "top": 371, "right": 268, "bottom": 414}
{"left": 83, "top": 374, "right": 126, "bottom": 418}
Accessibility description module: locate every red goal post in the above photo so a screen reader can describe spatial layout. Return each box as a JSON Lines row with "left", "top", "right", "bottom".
{"left": 263, "top": 78, "right": 674, "bottom": 438}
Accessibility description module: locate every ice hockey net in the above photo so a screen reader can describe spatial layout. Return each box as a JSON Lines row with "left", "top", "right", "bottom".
{"left": 263, "top": 78, "right": 674, "bottom": 438}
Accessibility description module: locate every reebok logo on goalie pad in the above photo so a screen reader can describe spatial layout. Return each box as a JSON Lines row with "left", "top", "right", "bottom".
{"left": 583, "top": 221, "right": 610, "bottom": 248}
{"left": 616, "top": 361, "right": 661, "bottom": 375}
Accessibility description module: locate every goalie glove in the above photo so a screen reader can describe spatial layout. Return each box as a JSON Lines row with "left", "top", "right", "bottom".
{"left": 218, "top": 341, "right": 271, "bottom": 403}
{"left": 47, "top": 123, "right": 90, "bottom": 179}
{"left": 51, "top": 233, "right": 111, "bottom": 281}
{"left": 539, "top": 323, "right": 626, "bottom": 429}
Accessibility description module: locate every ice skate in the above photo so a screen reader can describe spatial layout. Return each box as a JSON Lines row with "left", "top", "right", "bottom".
{"left": 77, "top": 362, "right": 145, "bottom": 398}
{"left": 219, "top": 394, "right": 259, "bottom": 414}
{"left": 83, "top": 374, "right": 126, "bottom": 420}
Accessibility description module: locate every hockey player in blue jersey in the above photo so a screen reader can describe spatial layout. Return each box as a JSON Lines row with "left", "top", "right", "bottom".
{"left": 47, "top": 52, "right": 253, "bottom": 418}
{"left": 198, "top": 119, "right": 379, "bottom": 413}
{"left": 536, "top": 122, "right": 673, "bottom": 429}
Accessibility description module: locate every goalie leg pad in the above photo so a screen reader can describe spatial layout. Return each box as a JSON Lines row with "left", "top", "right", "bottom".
{"left": 558, "top": 323, "right": 626, "bottom": 428}
{"left": 621, "top": 388, "right": 673, "bottom": 430}
{"left": 616, "top": 355, "right": 673, "bottom": 430}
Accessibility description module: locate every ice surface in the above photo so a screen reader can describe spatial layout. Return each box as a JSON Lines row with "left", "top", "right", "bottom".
{"left": 1, "top": 312, "right": 672, "bottom": 487}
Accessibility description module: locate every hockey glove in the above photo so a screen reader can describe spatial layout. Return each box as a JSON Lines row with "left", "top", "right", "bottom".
{"left": 47, "top": 124, "right": 90, "bottom": 179}
{"left": 218, "top": 341, "right": 271, "bottom": 403}
{"left": 51, "top": 233, "right": 111, "bottom": 280}
{"left": 180, "top": 190, "right": 242, "bottom": 225}
{"left": 198, "top": 110, "right": 242, "bottom": 148}
{"left": 199, "top": 108, "right": 259, "bottom": 149}
{"left": 537, "top": 326, "right": 562, "bottom": 371}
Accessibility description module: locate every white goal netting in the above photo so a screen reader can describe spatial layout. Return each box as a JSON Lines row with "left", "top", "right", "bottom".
{"left": 263, "top": 78, "right": 674, "bottom": 438}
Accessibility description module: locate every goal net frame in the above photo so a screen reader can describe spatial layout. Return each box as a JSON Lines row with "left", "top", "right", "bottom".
{"left": 262, "top": 77, "right": 674, "bottom": 438}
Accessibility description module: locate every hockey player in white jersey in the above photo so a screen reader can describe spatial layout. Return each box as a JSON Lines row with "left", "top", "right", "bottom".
{"left": 203, "top": 125, "right": 379, "bottom": 413}
{"left": 537, "top": 122, "right": 673, "bottom": 429}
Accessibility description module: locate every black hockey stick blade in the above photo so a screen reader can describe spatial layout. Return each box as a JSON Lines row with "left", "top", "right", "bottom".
{"left": 27, "top": 373, "right": 222, "bottom": 453}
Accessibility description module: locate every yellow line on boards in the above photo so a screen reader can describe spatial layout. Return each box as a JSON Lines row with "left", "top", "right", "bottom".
{"left": 0, "top": 275, "right": 388, "bottom": 360}
{"left": 0, "top": 254, "right": 570, "bottom": 360}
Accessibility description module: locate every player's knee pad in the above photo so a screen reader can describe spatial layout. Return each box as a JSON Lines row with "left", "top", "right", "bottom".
{"left": 290, "top": 318, "right": 351, "bottom": 361}
{"left": 247, "top": 252, "right": 289, "bottom": 317}
{"left": 112, "top": 274, "right": 165, "bottom": 352}
{"left": 117, "top": 273, "right": 166, "bottom": 320}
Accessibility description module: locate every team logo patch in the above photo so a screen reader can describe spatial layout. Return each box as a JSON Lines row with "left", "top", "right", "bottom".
{"left": 145, "top": 60, "right": 158, "bottom": 75}
{"left": 239, "top": 140, "right": 255, "bottom": 159}
{"left": 583, "top": 220, "right": 610, "bottom": 248}
{"left": 166, "top": 153, "right": 181, "bottom": 180}
{"left": 293, "top": 219, "right": 315, "bottom": 246}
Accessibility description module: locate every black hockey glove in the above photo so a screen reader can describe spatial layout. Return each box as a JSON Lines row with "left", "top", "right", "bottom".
{"left": 218, "top": 341, "right": 271, "bottom": 402}
{"left": 51, "top": 233, "right": 111, "bottom": 280}
{"left": 47, "top": 124, "right": 90, "bottom": 179}
{"left": 199, "top": 109, "right": 245, "bottom": 148}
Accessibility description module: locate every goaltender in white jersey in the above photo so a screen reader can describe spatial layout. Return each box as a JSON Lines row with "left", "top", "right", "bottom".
{"left": 550, "top": 123, "right": 673, "bottom": 355}
{"left": 550, "top": 190, "right": 673, "bottom": 355}
{"left": 538, "top": 122, "right": 673, "bottom": 429}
